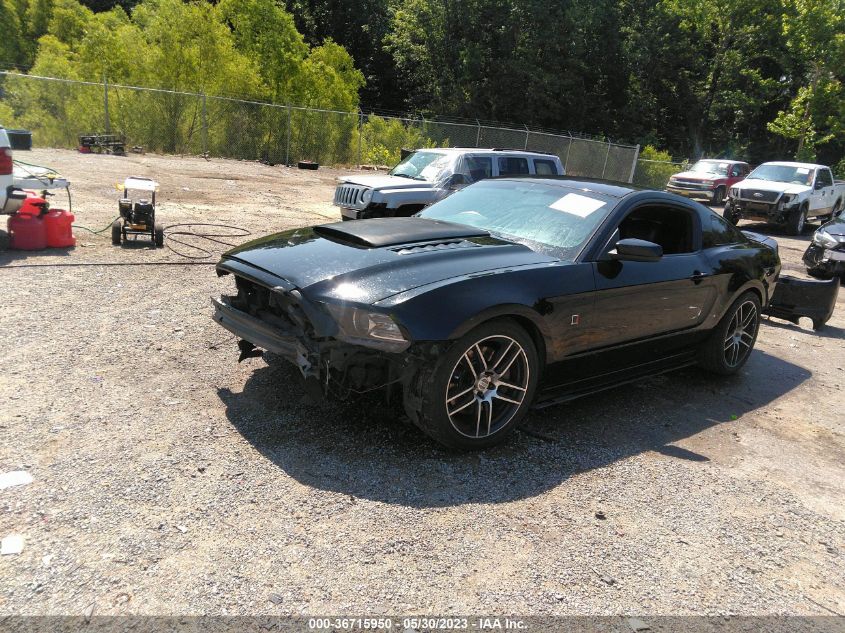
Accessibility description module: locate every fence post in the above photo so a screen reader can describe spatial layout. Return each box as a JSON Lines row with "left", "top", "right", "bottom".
{"left": 601, "top": 142, "right": 611, "bottom": 179}
{"left": 475, "top": 119, "right": 481, "bottom": 147}
{"left": 524, "top": 124, "right": 529, "bottom": 150}
{"left": 358, "top": 110, "right": 363, "bottom": 166}
{"left": 201, "top": 93, "right": 207, "bottom": 156}
{"left": 628, "top": 144, "right": 640, "bottom": 183}
{"left": 563, "top": 133, "right": 573, "bottom": 172}
{"left": 103, "top": 74, "right": 110, "bottom": 134}
{"left": 285, "top": 105, "right": 292, "bottom": 166}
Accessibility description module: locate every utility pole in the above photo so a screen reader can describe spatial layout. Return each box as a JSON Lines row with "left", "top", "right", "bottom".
{"left": 103, "top": 74, "right": 110, "bottom": 134}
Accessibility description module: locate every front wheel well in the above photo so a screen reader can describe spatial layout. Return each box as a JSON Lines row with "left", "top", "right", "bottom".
{"left": 458, "top": 314, "right": 547, "bottom": 368}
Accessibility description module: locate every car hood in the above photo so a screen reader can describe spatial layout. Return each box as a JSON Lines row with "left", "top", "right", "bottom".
{"left": 736, "top": 179, "right": 809, "bottom": 195}
{"left": 820, "top": 217, "right": 845, "bottom": 237}
{"left": 672, "top": 170, "right": 724, "bottom": 181}
{"left": 221, "top": 218, "right": 559, "bottom": 304}
{"left": 339, "top": 174, "right": 438, "bottom": 191}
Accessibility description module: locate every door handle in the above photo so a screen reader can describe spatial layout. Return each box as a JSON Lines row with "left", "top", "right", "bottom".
{"left": 690, "top": 271, "right": 709, "bottom": 283}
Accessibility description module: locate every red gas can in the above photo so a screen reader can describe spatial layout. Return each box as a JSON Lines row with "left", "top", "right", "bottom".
{"left": 44, "top": 208, "right": 76, "bottom": 248}
{"left": 8, "top": 212, "right": 47, "bottom": 250}
{"left": 19, "top": 197, "right": 49, "bottom": 217}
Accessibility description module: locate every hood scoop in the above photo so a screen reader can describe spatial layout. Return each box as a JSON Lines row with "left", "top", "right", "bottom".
{"left": 390, "top": 239, "right": 479, "bottom": 255}
{"left": 313, "top": 218, "right": 489, "bottom": 249}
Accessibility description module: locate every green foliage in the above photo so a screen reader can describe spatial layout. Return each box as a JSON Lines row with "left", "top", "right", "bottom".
{"left": 356, "top": 115, "right": 440, "bottom": 165}
{"left": 0, "top": 0, "right": 26, "bottom": 68}
{"left": 1, "top": 0, "right": 844, "bottom": 169}
{"left": 1, "top": 0, "right": 367, "bottom": 160}
{"left": 633, "top": 145, "right": 687, "bottom": 189}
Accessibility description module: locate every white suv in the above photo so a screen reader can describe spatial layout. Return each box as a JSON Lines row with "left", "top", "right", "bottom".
{"left": 334, "top": 148, "right": 565, "bottom": 220}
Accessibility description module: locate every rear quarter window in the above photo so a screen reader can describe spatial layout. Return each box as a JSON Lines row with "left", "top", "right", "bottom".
{"left": 533, "top": 159, "right": 558, "bottom": 175}
{"left": 703, "top": 213, "right": 745, "bottom": 248}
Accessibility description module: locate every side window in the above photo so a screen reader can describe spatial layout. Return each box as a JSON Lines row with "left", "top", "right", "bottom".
{"left": 464, "top": 156, "right": 493, "bottom": 182}
{"left": 702, "top": 214, "right": 744, "bottom": 249}
{"left": 533, "top": 159, "right": 558, "bottom": 175}
{"left": 730, "top": 165, "right": 742, "bottom": 177}
{"left": 498, "top": 156, "right": 529, "bottom": 176}
{"left": 817, "top": 168, "right": 833, "bottom": 188}
{"left": 616, "top": 204, "right": 695, "bottom": 255}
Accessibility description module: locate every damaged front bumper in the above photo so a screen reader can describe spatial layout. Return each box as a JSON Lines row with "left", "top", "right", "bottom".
{"left": 803, "top": 243, "right": 845, "bottom": 277}
{"left": 212, "top": 296, "right": 315, "bottom": 375}
{"left": 727, "top": 198, "right": 799, "bottom": 223}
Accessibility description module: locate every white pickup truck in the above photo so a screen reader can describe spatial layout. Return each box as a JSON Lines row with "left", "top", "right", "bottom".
{"left": 723, "top": 161, "right": 845, "bottom": 235}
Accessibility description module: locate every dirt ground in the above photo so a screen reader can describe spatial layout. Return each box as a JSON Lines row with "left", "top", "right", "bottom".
{"left": 1, "top": 149, "right": 843, "bottom": 617}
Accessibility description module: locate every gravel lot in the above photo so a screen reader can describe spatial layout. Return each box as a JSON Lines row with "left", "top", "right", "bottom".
{"left": 1, "top": 149, "right": 843, "bottom": 617}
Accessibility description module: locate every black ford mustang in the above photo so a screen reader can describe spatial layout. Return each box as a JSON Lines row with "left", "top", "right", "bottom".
{"left": 213, "top": 178, "right": 780, "bottom": 449}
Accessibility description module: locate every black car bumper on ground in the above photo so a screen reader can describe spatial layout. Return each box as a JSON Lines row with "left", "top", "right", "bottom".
{"left": 764, "top": 274, "right": 840, "bottom": 330}
{"left": 803, "top": 243, "right": 845, "bottom": 277}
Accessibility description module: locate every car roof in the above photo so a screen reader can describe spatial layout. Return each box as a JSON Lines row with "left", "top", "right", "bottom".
{"left": 759, "top": 161, "right": 826, "bottom": 170}
{"left": 421, "top": 147, "right": 561, "bottom": 158}
{"left": 491, "top": 176, "right": 640, "bottom": 198}
{"left": 696, "top": 158, "right": 748, "bottom": 165}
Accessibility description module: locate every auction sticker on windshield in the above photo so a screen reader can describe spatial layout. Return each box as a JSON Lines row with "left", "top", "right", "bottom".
{"left": 549, "top": 193, "right": 606, "bottom": 217}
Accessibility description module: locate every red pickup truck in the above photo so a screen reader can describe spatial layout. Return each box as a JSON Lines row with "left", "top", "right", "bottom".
{"left": 665, "top": 159, "right": 750, "bottom": 205}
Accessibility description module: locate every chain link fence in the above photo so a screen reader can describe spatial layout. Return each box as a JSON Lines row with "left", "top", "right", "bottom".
{"left": 0, "top": 71, "right": 640, "bottom": 182}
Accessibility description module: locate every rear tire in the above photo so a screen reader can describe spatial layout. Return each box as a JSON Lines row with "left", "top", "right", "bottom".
{"left": 787, "top": 205, "right": 807, "bottom": 235}
{"left": 699, "top": 291, "right": 761, "bottom": 376}
{"left": 410, "top": 319, "right": 539, "bottom": 450}
{"left": 111, "top": 220, "right": 122, "bottom": 245}
{"left": 154, "top": 223, "right": 164, "bottom": 248}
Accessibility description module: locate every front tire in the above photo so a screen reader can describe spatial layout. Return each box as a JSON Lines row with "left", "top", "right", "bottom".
{"left": 111, "top": 220, "right": 122, "bottom": 245}
{"left": 412, "top": 320, "right": 539, "bottom": 449}
{"left": 723, "top": 205, "right": 740, "bottom": 225}
{"left": 699, "top": 292, "right": 761, "bottom": 375}
{"left": 712, "top": 186, "right": 725, "bottom": 206}
{"left": 787, "top": 205, "right": 807, "bottom": 235}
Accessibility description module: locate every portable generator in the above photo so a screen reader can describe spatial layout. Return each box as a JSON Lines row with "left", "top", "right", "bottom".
{"left": 111, "top": 176, "right": 163, "bottom": 247}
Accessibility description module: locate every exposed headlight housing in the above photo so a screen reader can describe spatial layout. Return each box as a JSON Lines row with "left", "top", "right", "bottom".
{"left": 730, "top": 187, "right": 739, "bottom": 198}
{"left": 781, "top": 193, "right": 795, "bottom": 205}
{"left": 813, "top": 229, "right": 840, "bottom": 249}
{"left": 360, "top": 189, "right": 373, "bottom": 206}
{"left": 324, "top": 303, "right": 410, "bottom": 352}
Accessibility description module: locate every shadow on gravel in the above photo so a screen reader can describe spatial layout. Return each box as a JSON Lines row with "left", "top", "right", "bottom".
{"left": 217, "top": 349, "right": 810, "bottom": 508}
{"left": 762, "top": 317, "right": 845, "bottom": 340}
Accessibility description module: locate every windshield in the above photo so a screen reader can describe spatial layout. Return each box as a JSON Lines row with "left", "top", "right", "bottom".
{"left": 748, "top": 164, "right": 815, "bottom": 186}
{"left": 418, "top": 180, "right": 616, "bottom": 259}
{"left": 389, "top": 151, "right": 452, "bottom": 182}
{"left": 690, "top": 160, "right": 729, "bottom": 175}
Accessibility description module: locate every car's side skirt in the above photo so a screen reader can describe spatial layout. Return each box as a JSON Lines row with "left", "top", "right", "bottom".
{"left": 533, "top": 348, "right": 699, "bottom": 409}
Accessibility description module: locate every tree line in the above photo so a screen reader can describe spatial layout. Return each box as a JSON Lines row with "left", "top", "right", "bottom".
{"left": 0, "top": 0, "right": 842, "bottom": 171}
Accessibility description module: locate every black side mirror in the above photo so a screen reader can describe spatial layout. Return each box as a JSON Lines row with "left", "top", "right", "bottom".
{"left": 815, "top": 180, "right": 825, "bottom": 190}
{"left": 610, "top": 238, "right": 663, "bottom": 262}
